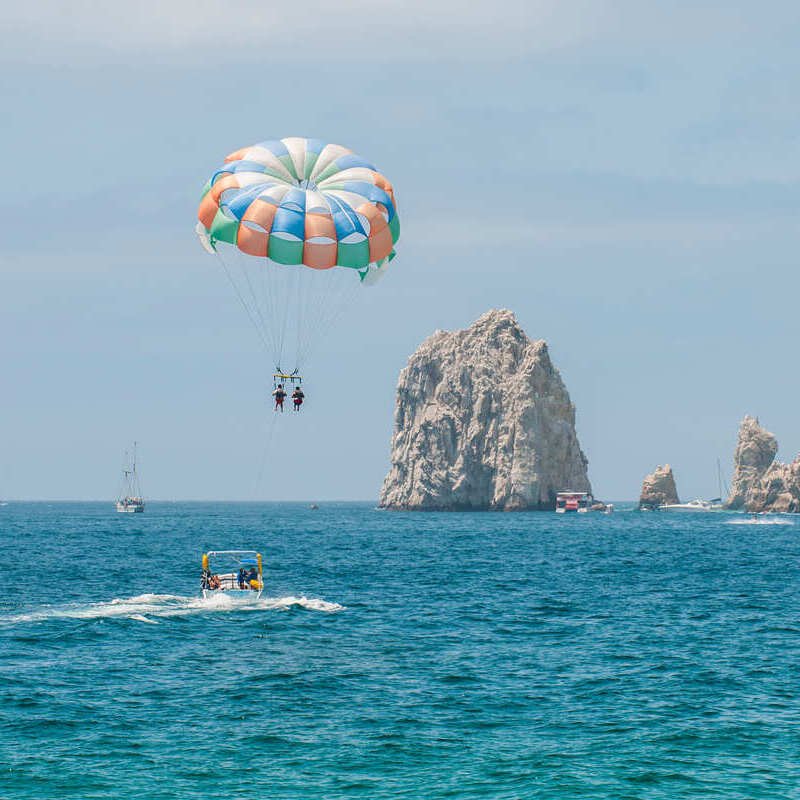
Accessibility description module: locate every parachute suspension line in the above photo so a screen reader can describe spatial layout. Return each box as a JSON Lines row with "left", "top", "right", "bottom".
{"left": 256, "top": 253, "right": 277, "bottom": 361}
{"left": 267, "top": 262, "right": 282, "bottom": 359}
{"left": 298, "top": 272, "right": 327, "bottom": 369}
{"left": 290, "top": 264, "right": 304, "bottom": 371}
{"left": 275, "top": 262, "right": 298, "bottom": 372}
{"left": 292, "top": 264, "right": 318, "bottom": 373}
{"left": 293, "top": 267, "right": 363, "bottom": 374}
{"left": 293, "top": 262, "right": 321, "bottom": 372}
{"left": 214, "top": 250, "right": 271, "bottom": 355}
{"left": 293, "top": 273, "right": 304, "bottom": 372}
{"left": 214, "top": 245, "right": 370, "bottom": 377}
{"left": 295, "top": 268, "right": 328, "bottom": 371}
{"left": 234, "top": 252, "right": 273, "bottom": 354}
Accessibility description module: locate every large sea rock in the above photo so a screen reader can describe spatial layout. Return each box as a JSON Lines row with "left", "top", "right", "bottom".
{"left": 378, "top": 309, "right": 591, "bottom": 510}
{"left": 727, "top": 416, "right": 800, "bottom": 512}
{"left": 639, "top": 465, "right": 679, "bottom": 509}
{"left": 726, "top": 416, "right": 778, "bottom": 509}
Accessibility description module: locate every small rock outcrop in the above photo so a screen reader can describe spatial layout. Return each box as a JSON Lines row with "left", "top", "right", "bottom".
{"left": 379, "top": 309, "right": 590, "bottom": 510}
{"left": 639, "top": 465, "right": 679, "bottom": 509}
{"left": 726, "top": 416, "right": 778, "bottom": 509}
{"left": 727, "top": 416, "right": 799, "bottom": 512}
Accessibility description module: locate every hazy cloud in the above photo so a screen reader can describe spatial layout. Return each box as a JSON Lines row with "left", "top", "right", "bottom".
{"left": 6, "top": 1, "right": 797, "bottom": 65}
{"left": 1, "top": 0, "right": 603, "bottom": 63}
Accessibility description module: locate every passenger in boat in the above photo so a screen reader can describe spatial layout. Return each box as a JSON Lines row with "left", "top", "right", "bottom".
{"left": 246, "top": 567, "right": 259, "bottom": 589}
{"left": 272, "top": 384, "right": 286, "bottom": 412}
{"left": 237, "top": 568, "right": 247, "bottom": 589}
{"left": 209, "top": 574, "right": 221, "bottom": 590}
{"left": 291, "top": 386, "right": 304, "bottom": 411}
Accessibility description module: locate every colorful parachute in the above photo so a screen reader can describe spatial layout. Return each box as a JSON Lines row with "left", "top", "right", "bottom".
{"left": 198, "top": 137, "right": 399, "bottom": 276}
{"left": 196, "top": 138, "right": 400, "bottom": 377}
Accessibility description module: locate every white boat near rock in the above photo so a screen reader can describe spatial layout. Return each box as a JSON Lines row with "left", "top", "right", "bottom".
{"left": 657, "top": 499, "right": 713, "bottom": 512}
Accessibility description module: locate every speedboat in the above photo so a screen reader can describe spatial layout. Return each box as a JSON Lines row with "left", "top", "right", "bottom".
{"left": 201, "top": 551, "right": 263, "bottom": 599}
{"left": 657, "top": 499, "right": 713, "bottom": 512}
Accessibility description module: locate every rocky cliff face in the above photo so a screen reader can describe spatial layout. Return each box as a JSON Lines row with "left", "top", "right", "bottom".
{"left": 639, "top": 465, "right": 679, "bottom": 509}
{"left": 726, "top": 416, "right": 778, "bottom": 509}
{"left": 727, "top": 416, "right": 799, "bottom": 512}
{"left": 378, "top": 309, "right": 591, "bottom": 510}
{"left": 745, "top": 458, "right": 800, "bottom": 513}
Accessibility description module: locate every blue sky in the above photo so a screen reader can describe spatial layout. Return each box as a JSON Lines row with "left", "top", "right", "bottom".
{"left": 1, "top": 1, "right": 799, "bottom": 501}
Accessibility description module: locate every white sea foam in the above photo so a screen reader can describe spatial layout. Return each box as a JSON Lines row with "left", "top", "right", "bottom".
{"left": 2, "top": 592, "right": 344, "bottom": 625}
{"left": 727, "top": 517, "right": 795, "bottom": 526}
{"left": 128, "top": 613, "right": 159, "bottom": 624}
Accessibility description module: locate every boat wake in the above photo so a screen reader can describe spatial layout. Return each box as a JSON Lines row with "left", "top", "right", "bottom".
{"left": 2, "top": 593, "right": 344, "bottom": 626}
{"left": 727, "top": 517, "right": 794, "bottom": 526}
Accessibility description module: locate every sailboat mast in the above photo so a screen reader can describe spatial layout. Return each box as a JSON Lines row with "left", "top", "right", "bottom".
{"left": 717, "top": 458, "right": 729, "bottom": 501}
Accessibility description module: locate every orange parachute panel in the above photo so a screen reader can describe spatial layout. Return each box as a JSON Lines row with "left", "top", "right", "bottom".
{"left": 303, "top": 242, "right": 338, "bottom": 269}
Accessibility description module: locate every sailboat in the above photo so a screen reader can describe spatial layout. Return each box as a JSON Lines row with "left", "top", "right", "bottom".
{"left": 658, "top": 460, "right": 730, "bottom": 512}
{"left": 116, "top": 443, "right": 145, "bottom": 513}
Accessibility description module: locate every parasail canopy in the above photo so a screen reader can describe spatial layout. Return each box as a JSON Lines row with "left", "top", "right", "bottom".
{"left": 197, "top": 137, "right": 399, "bottom": 277}
{"left": 196, "top": 138, "right": 400, "bottom": 376}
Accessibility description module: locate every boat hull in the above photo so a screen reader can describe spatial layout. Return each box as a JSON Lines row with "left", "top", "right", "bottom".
{"left": 202, "top": 589, "right": 262, "bottom": 600}
{"left": 657, "top": 502, "right": 713, "bottom": 512}
{"left": 116, "top": 502, "right": 144, "bottom": 513}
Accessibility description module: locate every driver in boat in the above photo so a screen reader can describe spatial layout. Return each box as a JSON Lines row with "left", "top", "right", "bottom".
{"left": 272, "top": 384, "right": 287, "bottom": 412}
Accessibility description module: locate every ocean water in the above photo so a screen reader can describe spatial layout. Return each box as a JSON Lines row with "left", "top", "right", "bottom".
{"left": 1, "top": 503, "right": 799, "bottom": 799}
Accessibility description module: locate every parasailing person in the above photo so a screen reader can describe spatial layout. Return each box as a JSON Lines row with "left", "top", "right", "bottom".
{"left": 272, "top": 383, "right": 287, "bottom": 412}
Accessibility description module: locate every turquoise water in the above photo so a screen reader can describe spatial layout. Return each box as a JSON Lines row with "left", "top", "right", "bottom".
{"left": 1, "top": 503, "right": 799, "bottom": 799}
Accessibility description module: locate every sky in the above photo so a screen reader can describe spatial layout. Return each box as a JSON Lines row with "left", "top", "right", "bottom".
{"left": 1, "top": 1, "right": 799, "bottom": 501}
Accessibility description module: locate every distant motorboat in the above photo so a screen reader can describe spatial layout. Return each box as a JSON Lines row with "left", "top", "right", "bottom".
{"left": 556, "top": 491, "right": 593, "bottom": 513}
{"left": 116, "top": 443, "right": 145, "bottom": 513}
{"left": 657, "top": 499, "right": 713, "bottom": 512}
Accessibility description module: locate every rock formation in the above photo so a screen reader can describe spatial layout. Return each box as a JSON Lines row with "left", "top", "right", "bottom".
{"left": 745, "top": 458, "right": 800, "bottom": 513}
{"left": 378, "top": 309, "right": 591, "bottom": 510}
{"left": 727, "top": 416, "right": 800, "bottom": 512}
{"left": 639, "top": 465, "right": 679, "bottom": 509}
{"left": 726, "top": 416, "right": 778, "bottom": 509}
